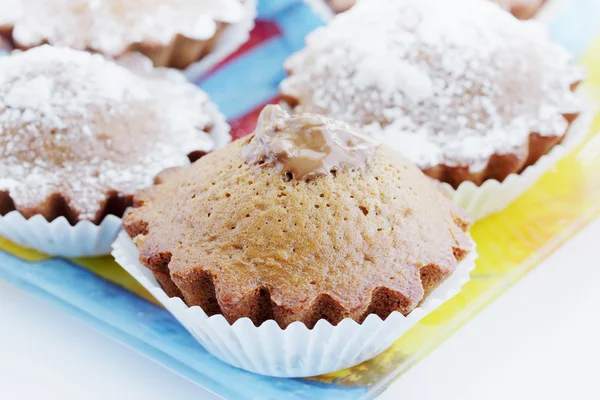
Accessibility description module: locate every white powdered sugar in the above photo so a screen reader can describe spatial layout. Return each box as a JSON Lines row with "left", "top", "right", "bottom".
{"left": 326, "top": 0, "right": 547, "bottom": 16}
{"left": 281, "top": 0, "right": 584, "bottom": 172}
{"left": 0, "top": 46, "right": 225, "bottom": 221}
{"left": 0, "top": 0, "right": 244, "bottom": 55}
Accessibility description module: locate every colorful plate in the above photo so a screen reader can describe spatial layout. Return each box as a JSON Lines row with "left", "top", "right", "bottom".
{"left": 1, "top": 1, "right": 599, "bottom": 399}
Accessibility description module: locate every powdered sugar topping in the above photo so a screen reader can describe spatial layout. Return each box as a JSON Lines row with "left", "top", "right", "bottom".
{"left": 0, "top": 0, "right": 244, "bottom": 55}
{"left": 0, "top": 46, "right": 225, "bottom": 221}
{"left": 281, "top": 0, "right": 584, "bottom": 172}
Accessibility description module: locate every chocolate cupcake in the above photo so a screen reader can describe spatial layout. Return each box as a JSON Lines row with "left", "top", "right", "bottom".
{"left": 281, "top": 0, "right": 587, "bottom": 219}
{"left": 122, "top": 105, "right": 473, "bottom": 329}
{"left": 0, "top": 45, "right": 229, "bottom": 256}
{"left": 0, "top": 0, "right": 252, "bottom": 69}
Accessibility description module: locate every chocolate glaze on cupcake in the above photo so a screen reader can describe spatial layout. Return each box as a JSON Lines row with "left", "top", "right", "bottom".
{"left": 123, "top": 105, "right": 473, "bottom": 329}
{"left": 0, "top": 45, "right": 228, "bottom": 224}
{"left": 0, "top": 0, "right": 246, "bottom": 68}
{"left": 281, "top": 0, "right": 584, "bottom": 188}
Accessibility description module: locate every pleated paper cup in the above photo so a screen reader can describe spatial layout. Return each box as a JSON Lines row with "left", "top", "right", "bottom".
{"left": 112, "top": 231, "right": 477, "bottom": 377}
{"left": 0, "top": 98, "right": 230, "bottom": 258}
{"left": 445, "top": 101, "right": 595, "bottom": 220}
{"left": 184, "top": 0, "right": 257, "bottom": 80}
{"left": 0, "top": 212, "right": 122, "bottom": 258}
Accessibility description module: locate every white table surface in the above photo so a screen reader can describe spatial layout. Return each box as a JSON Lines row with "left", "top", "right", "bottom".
{"left": 1, "top": 219, "right": 599, "bottom": 400}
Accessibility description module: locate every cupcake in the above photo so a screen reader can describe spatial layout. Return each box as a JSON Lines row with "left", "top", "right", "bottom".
{"left": 495, "top": 0, "right": 547, "bottom": 19}
{"left": 326, "top": 0, "right": 355, "bottom": 14}
{"left": 0, "top": 0, "right": 253, "bottom": 70}
{"left": 0, "top": 45, "right": 229, "bottom": 257}
{"left": 281, "top": 0, "right": 586, "bottom": 219}
{"left": 115, "top": 105, "right": 475, "bottom": 376}
{"left": 326, "top": 0, "right": 546, "bottom": 19}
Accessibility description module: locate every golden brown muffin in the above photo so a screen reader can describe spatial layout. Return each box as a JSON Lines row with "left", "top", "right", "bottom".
{"left": 0, "top": 46, "right": 229, "bottom": 224}
{"left": 327, "top": 0, "right": 546, "bottom": 19}
{"left": 123, "top": 105, "right": 473, "bottom": 329}
{"left": 281, "top": 0, "right": 584, "bottom": 189}
{"left": 0, "top": 0, "right": 247, "bottom": 69}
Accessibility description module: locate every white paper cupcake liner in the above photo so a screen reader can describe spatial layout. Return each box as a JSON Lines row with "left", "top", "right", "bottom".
{"left": 0, "top": 212, "right": 122, "bottom": 258}
{"left": 112, "top": 231, "right": 477, "bottom": 377}
{"left": 184, "top": 0, "right": 257, "bottom": 81}
{"left": 445, "top": 101, "right": 595, "bottom": 220}
{"left": 0, "top": 92, "right": 229, "bottom": 258}
{"left": 0, "top": 108, "right": 229, "bottom": 259}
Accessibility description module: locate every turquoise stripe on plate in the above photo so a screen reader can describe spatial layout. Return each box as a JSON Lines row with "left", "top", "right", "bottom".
{"left": 199, "top": 38, "right": 289, "bottom": 120}
{"left": 274, "top": 2, "right": 325, "bottom": 53}
{"left": 198, "top": 1, "right": 325, "bottom": 120}
{"left": 0, "top": 250, "right": 366, "bottom": 400}
{"left": 258, "top": 0, "right": 301, "bottom": 19}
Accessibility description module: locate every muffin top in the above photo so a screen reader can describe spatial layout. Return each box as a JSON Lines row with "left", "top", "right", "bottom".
{"left": 0, "top": 0, "right": 243, "bottom": 56}
{"left": 0, "top": 45, "right": 227, "bottom": 222}
{"left": 281, "top": 0, "right": 583, "bottom": 174}
{"left": 328, "top": 0, "right": 546, "bottom": 19}
{"left": 494, "top": 0, "right": 547, "bottom": 19}
{"left": 123, "top": 105, "right": 472, "bottom": 328}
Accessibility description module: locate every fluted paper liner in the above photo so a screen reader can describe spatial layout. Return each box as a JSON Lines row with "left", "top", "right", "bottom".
{"left": 445, "top": 97, "right": 594, "bottom": 220}
{"left": 112, "top": 231, "right": 477, "bottom": 377}
{"left": 0, "top": 213, "right": 122, "bottom": 258}
{"left": 0, "top": 108, "right": 230, "bottom": 258}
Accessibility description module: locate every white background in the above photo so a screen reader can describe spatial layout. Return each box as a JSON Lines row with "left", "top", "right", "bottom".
{"left": 1, "top": 219, "right": 599, "bottom": 400}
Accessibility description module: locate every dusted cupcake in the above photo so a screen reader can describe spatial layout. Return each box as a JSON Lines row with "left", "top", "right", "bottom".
{"left": 122, "top": 105, "right": 473, "bottom": 329}
{"left": 281, "top": 0, "right": 586, "bottom": 218}
{"left": 282, "top": 0, "right": 583, "bottom": 188}
{"left": 494, "top": 0, "right": 547, "bottom": 19}
{"left": 0, "top": 0, "right": 252, "bottom": 69}
{"left": 326, "top": 0, "right": 546, "bottom": 19}
{"left": 0, "top": 45, "right": 229, "bottom": 256}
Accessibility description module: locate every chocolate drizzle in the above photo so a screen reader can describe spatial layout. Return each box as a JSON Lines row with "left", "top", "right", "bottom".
{"left": 243, "top": 105, "right": 379, "bottom": 180}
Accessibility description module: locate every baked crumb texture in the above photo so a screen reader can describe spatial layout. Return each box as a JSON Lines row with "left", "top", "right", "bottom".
{"left": 124, "top": 108, "right": 473, "bottom": 328}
